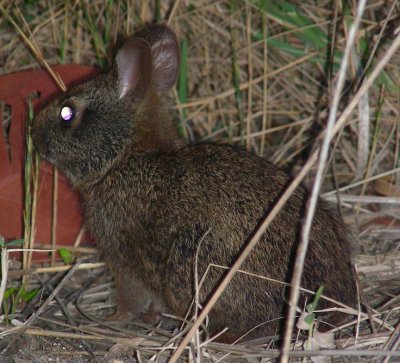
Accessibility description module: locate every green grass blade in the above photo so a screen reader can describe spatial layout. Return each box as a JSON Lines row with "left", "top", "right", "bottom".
{"left": 23, "top": 98, "right": 34, "bottom": 273}
{"left": 231, "top": 40, "right": 245, "bottom": 145}
{"left": 82, "top": 1, "right": 107, "bottom": 67}
{"left": 155, "top": 0, "right": 161, "bottom": 22}
{"left": 253, "top": 0, "right": 396, "bottom": 92}
{"left": 59, "top": 2, "right": 68, "bottom": 64}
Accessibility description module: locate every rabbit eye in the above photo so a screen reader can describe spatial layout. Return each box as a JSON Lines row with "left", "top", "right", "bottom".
{"left": 60, "top": 106, "right": 76, "bottom": 122}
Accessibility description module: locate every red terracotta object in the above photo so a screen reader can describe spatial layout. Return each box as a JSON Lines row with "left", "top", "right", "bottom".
{"left": 0, "top": 65, "right": 99, "bottom": 256}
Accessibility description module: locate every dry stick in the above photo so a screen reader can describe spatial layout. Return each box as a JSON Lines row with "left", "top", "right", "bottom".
{"left": 0, "top": 260, "right": 82, "bottom": 339}
{"left": 324, "top": 195, "right": 400, "bottom": 204}
{"left": 36, "top": 276, "right": 98, "bottom": 361}
{"left": 39, "top": 244, "right": 97, "bottom": 254}
{"left": 75, "top": 8, "right": 83, "bottom": 64}
{"left": 51, "top": 168, "right": 59, "bottom": 265}
{"left": 358, "top": 0, "right": 397, "bottom": 87}
{"left": 7, "top": 262, "right": 104, "bottom": 278}
{"left": 0, "top": 5, "right": 66, "bottom": 91}
{"left": 73, "top": 226, "right": 86, "bottom": 247}
{"left": 280, "top": 1, "right": 367, "bottom": 362}
{"left": 355, "top": 82, "right": 370, "bottom": 179}
{"left": 332, "top": 30, "right": 400, "bottom": 141}
{"left": 359, "top": 86, "right": 387, "bottom": 200}
{"left": 0, "top": 248, "right": 9, "bottom": 311}
{"left": 24, "top": 328, "right": 148, "bottom": 345}
{"left": 260, "top": 10, "right": 269, "bottom": 156}
{"left": 205, "top": 264, "right": 359, "bottom": 315}
{"left": 323, "top": 167, "right": 400, "bottom": 196}
{"left": 113, "top": 1, "right": 121, "bottom": 45}
{"left": 246, "top": 3, "right": 252, "bottom": 152}
{"left": 232, "top": 118, "right": 310, "bottom": 141}
{"left": 180, "top": 52, "right": 317, "bottom": 109}
{"left": 24, "top": 260, "right": 81, "bottom": 326}
{"left": 167, "top": 0, "right": 181, "bottom": 25}
{"left": 382, "top": 320, "right": 400, "bottom": 363}
{"left": 356, "top": 0, "right": 397, "bottom": 179}
{"left": 26, "top": 135, "right": 40, "bottom": 279}
{"left": 16, "top": 328, "right": 400, "bottom": 359}
{"left": 169, "top": 153, "right": 317, "bottom": 362}
{"left": 169, "top": 14, "right": 400, "bottom": 363}
{"left": 204, "top": 264, "right": 397, "bottom": 333}
{"left": 193, "top": 230, "right": 211, "bottom": 359}
{"left": 353, "top": 266, "right": 375, "bottom": 337}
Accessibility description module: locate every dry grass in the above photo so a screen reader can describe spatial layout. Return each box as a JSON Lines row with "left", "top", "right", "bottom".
{"left": 1, "top": 0, "right": 400, "bottom": 362}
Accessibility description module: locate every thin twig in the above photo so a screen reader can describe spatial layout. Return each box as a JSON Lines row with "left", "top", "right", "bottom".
{"left": 170, "top": 5, "right": 400, "bottom": 361}
{"left": 246, "top": 2, "right": 252, "bottom": 152}
{"left": 0, "top": 260, "right": 82, "bottom": 338}
{"left": 23, "top": 260, "right": 82, "bottom": 327}
{"left": 324, "top": 167, "right": 400, "bottom": 196}
{"left": 0, "top": 4, "right": 66, "bottom": 91}
{"left": 167, "top": 0, "right": 181, "bottom": 25}
{"left": 280, "top": 2, "right": 367, "bottom": 361}
{"left": 7, "top": 262, "right": 105, "bottom": 278}
{"left": 169, "top": 151, "right": 318, "bottom": 362}
{"left": 0, "top": 248, "right": 9, "bottom": 311}
{"left": 51, "top": 168, "right": 58, "bottom": 265}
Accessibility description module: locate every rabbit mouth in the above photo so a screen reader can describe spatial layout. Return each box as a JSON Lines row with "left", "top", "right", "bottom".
{"left": 32, "top": 128, "right": 52, "bottom": 161}
{"left": 34, "top": 143, "right": 52, "bottom": 162}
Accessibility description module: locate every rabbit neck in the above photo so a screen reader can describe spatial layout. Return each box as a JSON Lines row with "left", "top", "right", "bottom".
{"left": 73, "top": 91, "right": 184, "bottom": 190}
{"left": 129, "top": 90, "right": 185, "bottom": 153}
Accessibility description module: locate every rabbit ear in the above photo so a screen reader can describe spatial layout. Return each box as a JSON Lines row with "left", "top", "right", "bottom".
{"left": 134, "top": 24, "right": 180, "bottom": 91}
{"left": 116, "top": 38, "right": 152, "bottom": 99}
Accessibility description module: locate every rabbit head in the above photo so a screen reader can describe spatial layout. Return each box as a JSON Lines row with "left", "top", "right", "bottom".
{"left": 32, "top": 24, "right": 183, "bottom": 186}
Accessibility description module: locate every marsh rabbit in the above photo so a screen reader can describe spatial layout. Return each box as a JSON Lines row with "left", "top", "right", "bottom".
{"left": 32, "top": 24, "right": 356, "bottom": 341}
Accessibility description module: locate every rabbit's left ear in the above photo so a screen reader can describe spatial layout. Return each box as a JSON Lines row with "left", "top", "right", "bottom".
{"left": 134, "top": 24, "right": 180, "bottom": 91}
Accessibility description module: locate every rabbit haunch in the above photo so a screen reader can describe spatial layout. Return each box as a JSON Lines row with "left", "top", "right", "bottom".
{"left": 32, "top": 24, "right": 356, "bottom": 341}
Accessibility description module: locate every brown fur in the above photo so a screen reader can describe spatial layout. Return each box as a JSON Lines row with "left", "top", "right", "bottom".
{"left": 32, "top": 24, "right": 356, "bottom": 342}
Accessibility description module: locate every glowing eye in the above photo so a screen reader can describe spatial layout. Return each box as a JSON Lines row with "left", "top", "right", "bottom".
{"left": 60, "top": 106, "right": 76, "bottom": 121}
